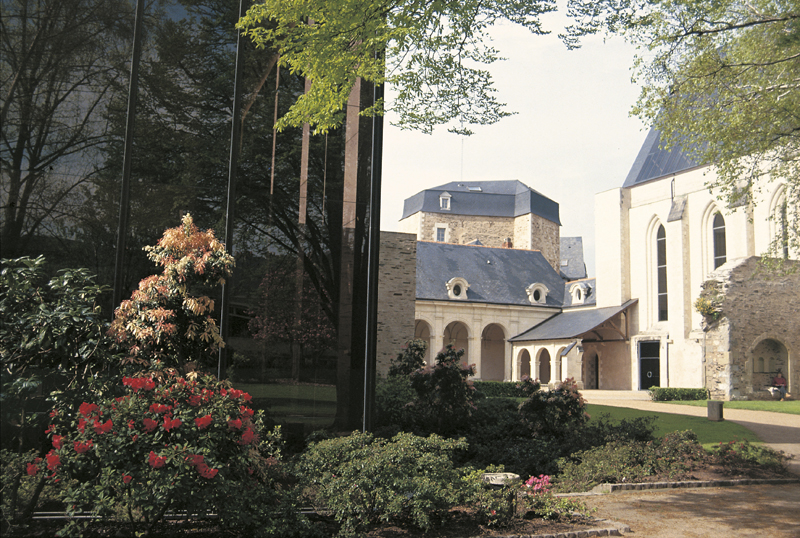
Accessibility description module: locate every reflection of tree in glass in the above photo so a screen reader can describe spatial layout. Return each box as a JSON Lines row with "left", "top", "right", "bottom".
{"left": 249, "top": 257, "right": 337, "bottom": 381}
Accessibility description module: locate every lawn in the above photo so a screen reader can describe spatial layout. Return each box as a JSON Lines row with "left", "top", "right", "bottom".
{"left": 585, "top": 404, "right": 762, "bottom": 448}
{"left": 651, "top": 399, "right": 800, "bottom": 415}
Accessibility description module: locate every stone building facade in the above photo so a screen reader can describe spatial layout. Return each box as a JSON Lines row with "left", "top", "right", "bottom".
{"left": 376, "top": 232, "right": 417, "bottom": 374}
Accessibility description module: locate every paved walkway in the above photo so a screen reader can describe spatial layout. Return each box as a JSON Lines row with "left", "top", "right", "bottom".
{"left": 581, "top": 390, "right": 800, "bottom": 476}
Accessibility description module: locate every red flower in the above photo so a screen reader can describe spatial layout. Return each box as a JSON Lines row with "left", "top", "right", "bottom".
{"left": 238, "top": 427, "right": 257, "bottom": 445}
{"left": 197, "top": 463, "right": 218, "bottom": 479}
{"left": 49, "top": 409, "right": 58, "bottom": 418}
{"left": 163, "top": 416, "right": 182, "bottom": 432}
{"left": 194, "top": 415, "right": 212, "bottom": 430}
{"left": 77, "top": 418, "right": 87, "bottom": 434}
{"left": 46, "top": 452, "right": 61, "bottom": 471}
{"left": 128, "top": 419, "right": 135, "bottom": 429}
{"left": 132, "top": 434, "right": 138, "bottom": 443}
{"left": 52, "top": 435, "right": 63, "bottom": 449}
{"left": 186, "top": 454, "right": 205, "bottom": 466}
{"left": 149, "top": 403, "right": 172, "bottom": 414}
{"left": 93, "top": 419, "right": 113, "bottom": 435}
{"left": 45, "top": 424, "right": 55, "bottom": 434}
{"left": 187, "top": 394, "right": 201, "bottom": 407}
{"left": 239, "top": 406, "right": 254, "bottom": 419}
{"left": 27, "top": 463, "right": 39, "bottom": 476}
{"left": 74, "top": 440, "right": 93, "bottom": 453}
{"left": 79, "top": 402, "right": 99, "bottom": 417}
{"left": 124, "top": 376, "right": 156, "bottom": 392}
{"left": 148, "top": 451, "right": 166, "bottom": 468}
{"left": 219, "top": 388, "right": 227, "bottom": 397}
{"left": 122, "top": 474, "right": 132, "bottom": 484}
{"left": 242, "top": 392, "right": 252, "bottom": 403}
{"left": 227, "top": 418, "right": 242, "bottom": 430}
{"left": 143, "top": 418, "right": 158, "bottom": 432}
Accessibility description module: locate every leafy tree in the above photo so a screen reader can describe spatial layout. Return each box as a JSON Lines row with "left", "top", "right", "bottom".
{"left": 238, "top": 0, "right": 558, "bottom": 134}
{"left": 563, "top": 0, "right": 800, "bottom": 256}
{"left": 0, "top": 0, "right": 133, "bottom": 259}
{"left": 387, "top": 338, "right": 427, "bottom": 378}
{"left": 107, "top": 214, "right": 234, "bottom": 371}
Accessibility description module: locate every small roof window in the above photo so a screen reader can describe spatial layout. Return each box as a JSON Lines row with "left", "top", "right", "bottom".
{"left": 446, "top": 277, "right": 469, "bottom": 300}
{"left": 439, "top": 191, "right": 451, "bottom": 210}
{"left": 526, "top": 283, "right": 549, "bottom": 305}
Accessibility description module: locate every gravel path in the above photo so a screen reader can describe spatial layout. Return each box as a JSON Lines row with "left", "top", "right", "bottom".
{"left": 580, "top": 390, "right": 800, "bottom": 476}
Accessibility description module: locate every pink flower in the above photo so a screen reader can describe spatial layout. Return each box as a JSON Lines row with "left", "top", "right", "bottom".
{"left": 194, "top": 415, "right": 212, "bottom": 430}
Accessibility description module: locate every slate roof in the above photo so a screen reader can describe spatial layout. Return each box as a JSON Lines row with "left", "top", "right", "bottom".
{"left": 416, "top": 242, "right": 565, "bottom": 307}
{"left": 559, "top": 237, "right": 586, "bottom": 281}
{"left": 401, "top": 180, "right": 561, "bottom": 225}
{"left": 623, "top": 127, "right": 705, "bottom": 188}
{"left": 509, "top": 300, "right": 637, "bottom": 342}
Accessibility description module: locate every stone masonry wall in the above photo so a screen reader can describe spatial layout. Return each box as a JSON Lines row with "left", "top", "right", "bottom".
{"left": 526, "top": 214, "right": 560, "bottom": 272}
{"left": 703, "top": 257, "right": 800, "bottom": 400}
{"left": 418, "top": 212, "right": 515, "bottom": 247}
{"left": 376, "top": 232, "right": 417, "bottom": 375}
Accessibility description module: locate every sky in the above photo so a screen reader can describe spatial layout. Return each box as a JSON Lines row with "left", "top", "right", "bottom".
{"left": 379, "top": 13, "right": 649, "bottom": 277}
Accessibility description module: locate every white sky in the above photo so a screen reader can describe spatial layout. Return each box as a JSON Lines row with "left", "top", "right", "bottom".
{"left": 379, "top": 14, "right": 649, "bottom": 276}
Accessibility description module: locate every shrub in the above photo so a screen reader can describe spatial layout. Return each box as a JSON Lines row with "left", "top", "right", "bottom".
{"left": 29, "top": 369, "right": 299, "bottom": 536}
{"left": 407, "top": 345, "right": 476, "bottom": 435}
{"left": 709, "top": 440, "right": 788, "bottom": 474}
{"left": 518, "top": 378, "right": 587, "bottom": 437}
{"left": 460, "top": 466, "right": 519, "bottom": 527}
{"left": 648, "top": 387, "right": 710, "bottom": 401}
{"left": 472, "top": 377, "right": 540, "bottom": 398}
{"left": 295, "top": 431, "right": 467, "bottom": 537}
{"left": 388, "top": 339, "right": 428, "bottom": 377}
{"left": 521, "top": 474, "right": 589, "bottom": 520}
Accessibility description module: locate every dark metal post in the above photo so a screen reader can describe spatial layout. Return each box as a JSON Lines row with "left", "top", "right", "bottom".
{"left": 112, "top": 0, "right": 145, "bottom": 310}
{"left": 218, "top": 0, "right": 247, "bottom": 379}
{"left": 362, "top": 80, "right": 384, "bottom": 432}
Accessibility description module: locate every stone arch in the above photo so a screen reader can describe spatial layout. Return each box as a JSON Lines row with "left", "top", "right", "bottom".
{"left": 537, "top": 348, "right": 551, "bottom": 385}
{"left": 443, "top": 320, "right": 470, "bottom": 365}
{"left": 768, "top": 183, "right": 790, "bottom": 258}
{"left": 556, "top": 346, "right": 567, "bottom": 382}
{"left": 518, "top": 349, "right": 531, "bottom": 380}
{"left": 481, "top": 323, "right": 506, "bottom": 381}
{"left": 646, "top": 216, "right": 668, "bottom": 325}
{"left": 747, "top": 336, "right": 793, "bottom": 396}
{"left": 701, "top": 202, "right": 726, "bottom": 276}
{"left": 414, "top": 319, "right": 433, "bottom": 364}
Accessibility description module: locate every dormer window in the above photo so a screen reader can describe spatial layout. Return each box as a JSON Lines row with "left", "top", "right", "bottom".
{"left": 569, "top": 282, "right": 592, "bottom": 305}
{"left": 439, "top": 192, "right": 451, "bottom": 210}
{"left": 526, "top": 283, "right": 549, "bottom": 304}
{"left": 446, "top": 277, "right": 469, "bottom": 300}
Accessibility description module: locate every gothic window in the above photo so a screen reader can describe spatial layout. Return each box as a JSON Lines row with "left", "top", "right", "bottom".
{"left": 656, "top": 224, "right": 668, "bottom": 321}
{"left": 712, "top": 213, "right": 726, "bottom": 268}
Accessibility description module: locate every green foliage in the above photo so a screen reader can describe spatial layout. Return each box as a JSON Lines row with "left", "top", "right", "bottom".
{"left": 388, "top": 339, "right": 428, "bottom": 378}
{"left": 107, "top": 214, "right": 234, "bottom": 371}
{"left": 238, "top": 0, "right": 557, "bottom": 135}
{"left": 649, "top": 387, "right": 710, "bottom": 401}
{"left": 30, "top": 369, "right": 299, "bottom": 535}
{"left": 708, "top": 440, "right": 788, "bottom": 474}
{"left": 518, "top": 378, "right": 588, "bottom": 437}
{"left": 295, "top": 431, "right": 467, "bottom": 537}
{"left": 563, "top": 0, "right": 800, "bottom": 254}
{"left": 473, "top": 377, "right": 541, "bottom": 398}
{"left": 555, "top": 430, "right": 708, "bottom": 492}
{"left": 408, "top": 345, "right": 477, "bottom": 435}
{"left": 460, "top": 466, "right": 520, "bottom": 527}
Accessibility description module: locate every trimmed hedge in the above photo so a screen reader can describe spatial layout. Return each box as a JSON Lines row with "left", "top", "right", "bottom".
{"left": 473, "top": 379, "right": 539, "bottom": 398}
{"left": 648, "top": 387, "right": 710, "bottom": 401}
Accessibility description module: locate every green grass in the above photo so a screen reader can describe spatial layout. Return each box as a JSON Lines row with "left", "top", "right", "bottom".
{"left": 585, "top": 404, "right": 762, "bottom": 448}
{"left": 651, "top": 399, "right": 800, "bottom": 415}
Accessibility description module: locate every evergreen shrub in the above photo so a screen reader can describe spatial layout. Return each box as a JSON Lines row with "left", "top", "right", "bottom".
{"left": 648, "top": 387, "right": 710, "bottom": 401}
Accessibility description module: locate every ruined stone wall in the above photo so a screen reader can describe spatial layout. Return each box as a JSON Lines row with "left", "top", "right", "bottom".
{"left": 376, "top": 232, "right": 417, "bottom": 375}
{"left": 703, "top": 257, "right": 800, "bottom": 400}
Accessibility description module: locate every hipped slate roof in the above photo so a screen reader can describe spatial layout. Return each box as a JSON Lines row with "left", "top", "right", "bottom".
{"left": 559, "top": 237, "right": 586, "bottom": 281}
{"left": 416, "top": 242, "right": 565, "bottom": 307}
{"left": 509, "top": 299, "right": 637, "bottom": 342}
{"left": 401, "top": 180, "right": 561, "bottom": 225}
{"left": 623, "top": 127, "right": 704, "bottom": 187}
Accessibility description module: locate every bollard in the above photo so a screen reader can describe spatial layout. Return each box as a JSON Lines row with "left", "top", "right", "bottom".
{"left": 707, "top": 400, "right": 724, "bottom": 421}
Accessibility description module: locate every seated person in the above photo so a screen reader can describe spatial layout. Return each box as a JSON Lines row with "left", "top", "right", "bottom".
{"left": 772, "top": 371, "right": 788, "bottom": 399}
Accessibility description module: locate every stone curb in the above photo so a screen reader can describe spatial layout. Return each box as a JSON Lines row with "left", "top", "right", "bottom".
{"left": 584, "top": 477, "right": 800, "bottom": 494}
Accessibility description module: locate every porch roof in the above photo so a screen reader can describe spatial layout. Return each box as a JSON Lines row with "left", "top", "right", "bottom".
{"left": 509, "top": 299, "right": 638, "bottom": 342}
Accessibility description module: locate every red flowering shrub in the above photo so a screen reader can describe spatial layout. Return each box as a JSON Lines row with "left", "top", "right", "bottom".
{"left": 30, "top": 369, "right": 290, "bottom": 534}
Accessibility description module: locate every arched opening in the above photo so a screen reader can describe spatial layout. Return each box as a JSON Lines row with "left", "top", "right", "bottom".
{"left": 712, "top": 213, "right": 726, "bottom": 268}
{"left": 414, "top": 320, "right": 432, "bottom": 364}
{"left": 750, "top": 338, "right": 789, "bottom": 395}
{"left": 481, "top": 324, "right": 506, "bottom": 381}
{"left": 538, "top": 349, "right": 551, "bottom": 386}
{"left": 443, "top": 321, "right": 470, "bottom": 365}
{"left": 656, "top": 224, "right": 668, "bottom": 321}
{"left": 518, "top": 349, "right": 531, "bottom": 380}
{"left": 583, "top": 352, "right": 599, "bottom": 390}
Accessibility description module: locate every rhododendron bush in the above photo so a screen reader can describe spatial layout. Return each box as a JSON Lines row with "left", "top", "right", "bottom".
{"left": 29, "top": 369, "right": 293, "bottom": 534}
